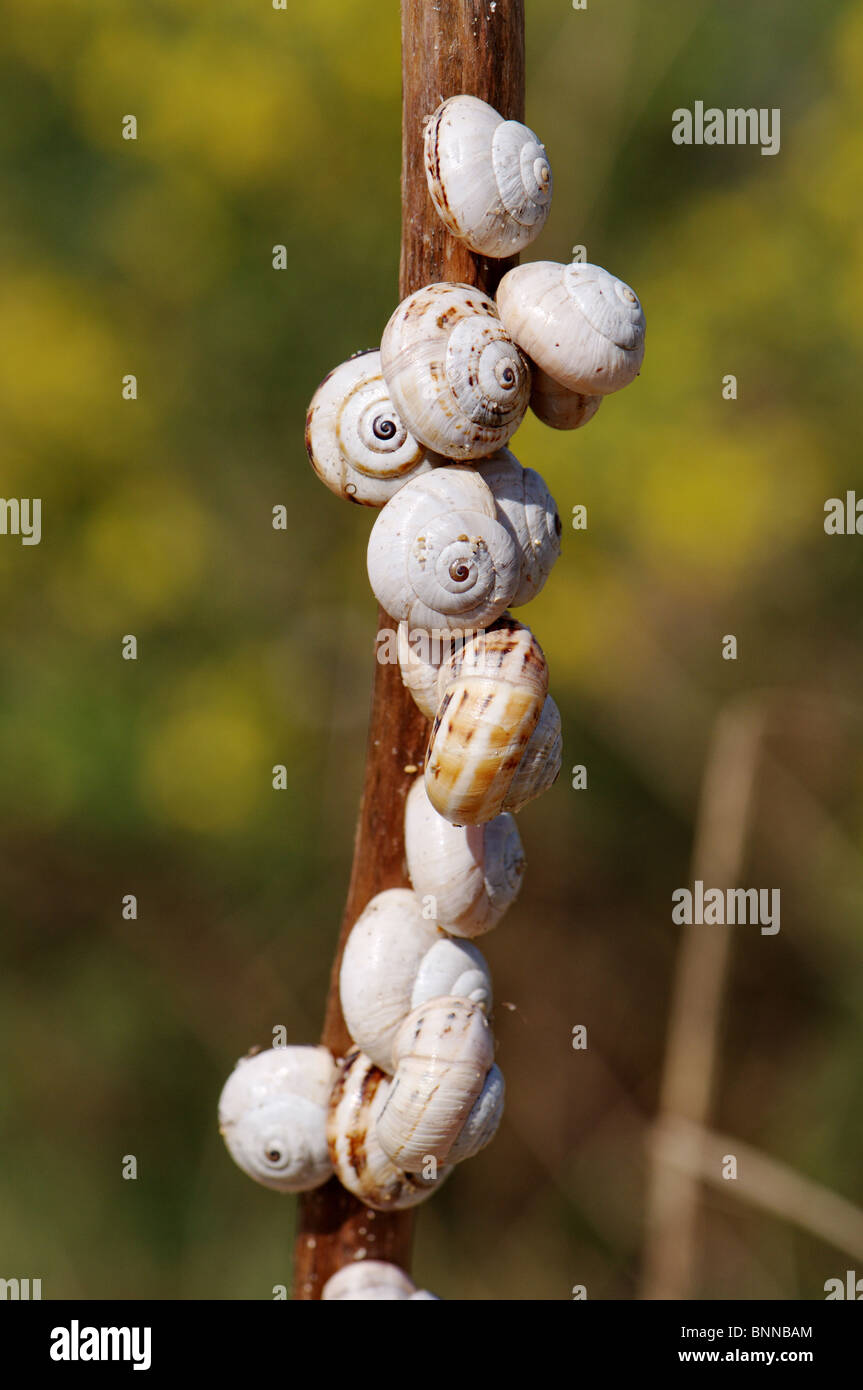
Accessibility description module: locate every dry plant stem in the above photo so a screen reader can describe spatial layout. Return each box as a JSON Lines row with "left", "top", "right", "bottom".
{"left": 641, "top": 699, "right": 767, "bottom": 1299}
{"left": 292, "top": 0, "right": 525, "bottom": 1301}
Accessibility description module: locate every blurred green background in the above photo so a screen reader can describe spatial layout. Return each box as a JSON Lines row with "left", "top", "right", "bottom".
{"left": 1, "top": 0, "right": 862, "bottom": 1300}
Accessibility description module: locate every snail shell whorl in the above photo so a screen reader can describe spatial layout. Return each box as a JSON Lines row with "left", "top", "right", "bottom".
{"left": 380, "top": 283, "right": 531, "bottom": 460}
{"left": 376, "top": 996, "right": 499, "bottom": 1173}
{"left": 327, "top": 1049, "right": 448, "bottom": 1211}
{"left": 423, "top": 95, "right": 552, "bottom": 258}
{"left": 404, "top": 775, "right": 525, "bottom": 938}
{"left": 339, "top": 887, "right": 492, "bottom": 1072}
{"left": 475, "top": 448, "right": 562, "bottom": 605}
{"left": 497, "top": 261, "right": 646, "bottom": 396}
{"left": 425, "top": 618, "right": 549, "bottom": 825}
{"left": 305, "top": 350, "right": 433, "bottom": 506}
{"left": 367, "top": 467, "right": 520, "bottom": 630}
{"left": 218, "top": 1045, "right": 335, "bottom": 1193}
{"left": 397, "top": 620, "right": 445, "bottom": 718}
{"left": 321, "top": 1261, "right": 438, "bottom": 1301}
{"left": 529, "top": 367, "right": 603, "bottom": 431}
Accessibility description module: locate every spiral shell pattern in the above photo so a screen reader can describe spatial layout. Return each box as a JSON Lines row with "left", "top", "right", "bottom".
{"left": 218, "top": 1045, "right": 335, "bottom": 1194}
{"left": 305, "top": 350, "right": 434, "bottom": 506}
{"left": 424, "top": 95, "right": 552, "bottom": 257}
{"left": 475, "top": 448, "right": 562, "bottom": 606}
{"left": 380, "top": 283, "right": 530, "bottom": 460}
{"left": 367, "top": 467, "right": 521, "bottom": 630}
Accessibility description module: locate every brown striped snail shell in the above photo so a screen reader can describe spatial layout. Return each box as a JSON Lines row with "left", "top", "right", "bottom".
{"left": 218, "top": 1045, "right": 336, "bottom": 1193}
{"left": 327, "top": 1048, "right": 449, "bottom": 1211}
{"left": 423, "top": 94, "right": 552, "bottom": 258}
{"left": 424, "top": 617, "right": 550, "bottom": 825}
{"left": 375, "top": 996, "right": 504, "bottom": 1173}
{"left": 529, "top": 367, "right": 603, "bottom": 431}
{"left": 305, "top": 350, "right": 435, "bottom": 506}
{"left": 496, "top": 261, "right": 645, "bottom": 395}
{"left": 404, "top": 776, "right": 525, "bottom": 938}
{"left": 380, "top": 283, "right": 531, "bottom": 460}
{"left": 338, "top": 887, "right": 492, "bottom": 1072}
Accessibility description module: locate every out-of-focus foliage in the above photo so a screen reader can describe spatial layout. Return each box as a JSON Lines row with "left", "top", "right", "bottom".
{"left": 0, "top": 0, "right": 861, "bottom": 1299}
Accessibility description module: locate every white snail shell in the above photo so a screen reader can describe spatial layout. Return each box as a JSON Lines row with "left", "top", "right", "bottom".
{"left": 305, "top": 350, "right": 435, "bottom": 506}
{"left": 327, "top": 1048, "right": 449, "bottom": 1211}
{"left": 529, "top": 367, "right": 603, "bottom": 431}
{"left": 376, "top": 997, "right": 503, "bottom": 1173}
{"left": 218, "top": 1045, "right": 335, "bottom": 1193}
{"left": 380, "top": 283, "right": 531, "bottom": 460}
{"left": 321, "top": 1261, "right": 439, "bottom": 1301}
{"left": 424, "top": 617, "right": 549, "bottom": 825}
{"left": 339, "top": 887, "right": 492, "bottom": 1072}
{"left": 397, "top": 620, "right": 447, "bottom": 718}
{"left": 423, "top": 95, "right": 552, "bottom": 257}
{"left": 367, "top": 467, "right": 520, "bottom": 629}
{"left": 475, "top": 448, "right": 561, "bottom": 605}
{"left": 404, "top": 776, "right": 525, "bottom": 938}
{"left": 505, "top": 691, "right": 562, "bottom": 813}
{"left": 496, "top": 261, "right": 645, "bottom": 395}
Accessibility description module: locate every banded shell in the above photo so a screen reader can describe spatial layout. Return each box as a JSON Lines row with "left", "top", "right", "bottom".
{"left": 305, "top": 350, "right": 435, "bottom": 506}
{"left": 367, "top": 467, "right": 520, "bottom": 630}
{"left": 423, "top": 94, "right": 552, "bottom": 257}
{"left": 380, "top": 283, "right": 531, "bottom": 460}
{"left": 339, "top": 887, "right": 492, "bottom": 1072}
{"left": 322, "top": 1261, "right": 439, "bottom": 1301}
{"left": 506, "top": 692, "right": 562, "bottom": 812}
{"left": 497, "top": 261, "right": 645, "bottom": 395}
{"left": 376, "top": 997, "right": 504, "bottom": 1173}
{"left": 529, "top": 367, "right": 603, "bottom": 431}
{"left": 475, "top": 448, "right": 561, "bottom": 605}
{"left": 218, "top": 1045, "right": 335, "bottom": 1193}
{"left": 404, "top": 775, "right": 525, "bottom": 938}
{"left": 424, "top": 617, "right": 549, "bottom": 824}
{"left": 327, "top": 1048, "right": 448, "bottom": 1211}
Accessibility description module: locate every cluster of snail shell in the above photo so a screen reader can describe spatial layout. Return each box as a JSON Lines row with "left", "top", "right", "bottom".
{"left": 219, "top": 93, "right": 645, "bottom": 1300}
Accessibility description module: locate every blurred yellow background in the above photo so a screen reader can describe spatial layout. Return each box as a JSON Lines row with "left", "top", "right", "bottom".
{"left": 1, "top": 0, "right": 861, "bottom": 1299}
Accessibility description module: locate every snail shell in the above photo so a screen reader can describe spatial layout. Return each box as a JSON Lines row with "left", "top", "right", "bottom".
{"left": 423, "top": 94, "right": 552, "bottom": 258}
{"left": 380, "top": 283, "right": 531, "bottom": 460}
{"left": 496, "top": 261, "right": 645, "bottom": 395}
{"left": 218, "top": 1045, "right": 335, "bottom": 1193}
{"left": 397, "top": 620, "right": 448, "bottom": 718}
{"left": 327, "top": 1048, "right": 449, "bottom": 1211}
{"left": 321, "top": 1261, "right": 439, "bottom": 1301}
{"left": 376, "top": 997, "right": 503, "bottom": 1173}
{"left": 404, "top": 775, "right": 525, "bottom": 938}
{"left": 367, "top": 466, "right": 520, "bottom": 629}
{"left": 475, "top": 448, "right": 561, "bottom": 605}
{"left": 305, "top": 350, "right": 435, "bottom": 506}
{"left": 529, "top": 367, "right": 603, "bottom": 431}
{"left": 424, "top": 618, "right": 549, "bottom": 825}
{"left": 339, "top": 887, "right": 492, "bottom": 1072}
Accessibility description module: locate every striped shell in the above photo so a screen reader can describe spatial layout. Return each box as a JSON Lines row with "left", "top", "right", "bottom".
{"left": 367, "top": 467, "right": 520, "bottom": 629}
{"left": 305, "top": 350, "right": 434, "bottom": 506}
{"left": 339, "top": 887, "right": 492, "bottom": 1072}
{"left": 506, "top": 692, "right": 562, "bottom": 812}
{"left": 321, "top": 1261, "right": 439, "bottom": 1301}
{"left": 423, "top": 95, "right": 552, "bottom": 258}
{"left": 404, "top": 776, "right": 525, "bottom": 938}
{"left": 327, "top": 1048, "right": 449, "bottom": 1211}
{"left": 424, "top": 617, "right": 549, "bottom": 825}
{"left": 497, "top": 261, "right": 645, "bottom": 395}
{"left": 529, "top": 367, "right": 603, "bottom": 431}
{"left": 376, "top": 996, "right": 504, "bottom": 1173}
{"left": 380, "top": 283, "right": 531, "bottom": 460}
{"left": 218, "top": 1045, "right": 335, "bottom": 1193}
{"left": 475, "top": 448, "right": 561, "bottom": 605}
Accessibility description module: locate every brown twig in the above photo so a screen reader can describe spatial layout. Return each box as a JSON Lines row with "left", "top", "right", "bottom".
{"left": 292, "top": 0, "right": 526, "bottom": 1301}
